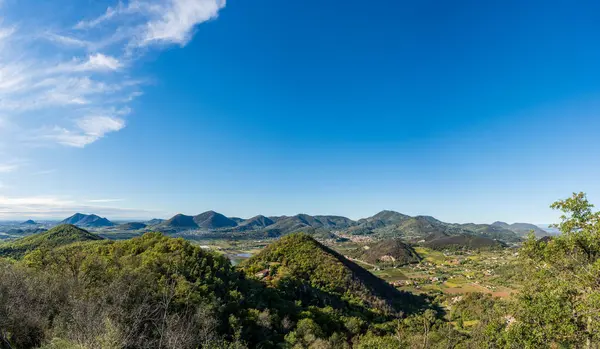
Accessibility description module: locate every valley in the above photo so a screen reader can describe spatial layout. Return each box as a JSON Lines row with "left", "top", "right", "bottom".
{"left": 0, "top": 209, "right": 557, "bottom": 348}
{"left": 0, "top": 210, "right": 537, "bottom": 300}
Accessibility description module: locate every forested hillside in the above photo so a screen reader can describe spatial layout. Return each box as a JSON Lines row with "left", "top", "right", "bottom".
{"left": 0, "top": 193, "right": 599, "bottom": 348}
{"left": 0, "top": 224, "right": 103, "bottom": 258}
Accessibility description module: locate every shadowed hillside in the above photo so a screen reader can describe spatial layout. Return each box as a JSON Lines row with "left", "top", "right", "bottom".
{"left": 361, "top": 239, "right": 422, "bottom": 266}
{"left": 60, "top": 213, "right": 114, "bottom": 227}
{"left": 117, "top": 222, "right": 147, "bottom": 230}
{"left": 240, "top": 233, "right": 428, "bottom": 314}
{"left": 424, "top": 234, "right": 506, "bottom": 251}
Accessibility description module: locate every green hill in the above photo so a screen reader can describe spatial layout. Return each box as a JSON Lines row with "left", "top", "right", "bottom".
{"left": 193, "top": 211, "right": 238, "bottom": 229}
{"left": 240, "top": 233, "right": 418, "bottom": 314}
{"left": 162, "top": 213, "right": 198, "bottom": 229}
{"left": 459, "top": 223, "right": 521, "bottom": 242}
{"left": 117, "top": 222, "right": 147, "bottom": 230}
{"left": 60, "top": 213, "right": 115, "bottom": 227}
{"left": 0, "top": 224, "right": 103, "bottom": 258}
{"left": 236, "top": 215, "right": 275, "bottom": 231}
{"left": 262, "top": 214, "right": 357, "bottom": 236}
{"left": 491, "top": 221, "right": 548, "bottom": 237}
{"left": 360, "top": 239, "right": 422, "bottom": 266}
{"left": 424, "top": 234, "right": 506, "bottom": 251}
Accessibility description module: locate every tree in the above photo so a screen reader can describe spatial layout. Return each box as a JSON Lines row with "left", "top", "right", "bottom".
{"left": 508, "top": 192, "right": 600, "bottom": 348}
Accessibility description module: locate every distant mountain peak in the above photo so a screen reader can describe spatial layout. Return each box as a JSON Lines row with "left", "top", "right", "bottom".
{"left": 491, "top": 221, "right": 548, "bottom": 237}
{"left": 60, "top": 213, "right": 114, "bottom": 227}
{"left": 21, "top": 219, "right": 38, "bottom": 225}
{"left": 193, "top": 211, "right": 238, "bottom": 229}
{"left": 492, "top": 221, "right": 510, "bottom": 227}
{"left": 163, "top": 214, "right": 198, "bottom": 228}
{"left": 162, "top": 211, "right": 238, "bottom": 230}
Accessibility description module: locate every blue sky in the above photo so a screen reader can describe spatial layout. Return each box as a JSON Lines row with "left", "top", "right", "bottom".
{"left": 1, "top": 0, "right": 599, "bottom": 223}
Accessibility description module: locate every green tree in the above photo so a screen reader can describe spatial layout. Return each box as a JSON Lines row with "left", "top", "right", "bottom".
{"left": 508, "top": 192, "right": 600, "bottom": 348}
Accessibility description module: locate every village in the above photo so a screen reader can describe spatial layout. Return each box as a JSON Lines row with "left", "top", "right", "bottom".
{"left": 372, "top": 247, "right": 520, "bottom": 298}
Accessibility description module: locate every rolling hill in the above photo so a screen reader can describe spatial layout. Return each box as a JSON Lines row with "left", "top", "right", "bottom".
{"left": 0, "top": 224, "right": 103, "bottom": 258}
{"left": 60, "top": 213, "right": 114, "bottom": 227}
{"left": 193, "top": 211, "right": 238, "bottom": 229}
{"left": 260, "top": 214, "right": 358, "bottom": 236}
{"left": 240, "top": 233, "right": 415, "bottom": 313}
{"left": 424, "top": 234, "right": 506, "bottom": 251}
{"left": 360, "top": 239, "right": 422, "bottom": 266}
{"left": 117, "top": 222, "right": 147, "bottom": 230}
{"left": 458, "top": 223, "right": 521, "bottom": 242}
{"left": 146, "top": 218, "right": 165, "bottom": 226}
{"left": 235, "top": 215, "right": 275, "bottom": 231}
{"left": 355, "top": 210, "right": 410, "bottom": 230}
{"left": 162, "top": 214, "right": 198, "bottom": 229}
{"left": 492, "top": 221, "right": 548, "bottom": 237}
{"left": 95, "top": 208, "right": 543, "bottom": 245}
{"left": 160, "top": 211, "right": 239, "bottom": 230}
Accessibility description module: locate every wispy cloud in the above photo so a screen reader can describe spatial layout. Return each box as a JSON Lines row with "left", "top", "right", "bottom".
{"left": 31, "top": 169, "right": 57, "bottom": 176}
{"left": 0, "top": 162, "right": 20, "bottom": 173}
{"left": 87, "top": 198, "right": 125, "bottom": 203}
{"left": 0, "top": 0, "right": 226, "bottom": 149}
{"left": 0, "top": 195, "right": 158, "bottom": 219}
{"left": 44, "top": 114, "right": 126, "bottom": 148}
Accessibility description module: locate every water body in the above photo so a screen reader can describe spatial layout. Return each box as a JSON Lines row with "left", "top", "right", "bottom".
{"left": 228, "top": 253, "right": 253, "bottom": 266}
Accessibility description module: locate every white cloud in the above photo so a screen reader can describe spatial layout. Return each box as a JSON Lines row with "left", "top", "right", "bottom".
{"left": 0, "top": 0, "right": 226, "bottom": 150}
{"left": 141, "top": 0, "right": 225, "bottom": 46}
{"left": 43, "top": 32, "right": 92, "bottom": 49}
{"left": 0, "top": 26, "right": 14, "bottom": 41}
{"left": 0, "top": 163, "right": 19, "bottom": 173}
{"left": 81, "top": 53, "right": 123, "bottom": 71}
{"left": 74, "top": 1, "right": 159, "bottom": 30}
{"left": 0, "top": 196, "right": 73, "bottom": 207}
{"left": 78, "top": 115, "right": 125, "bottom": 136}
{"left": 0, "top": 195, "right": 156, "bottom": 219}
{"left": 87, "top": 198, "right": 125, "bottom": 203}
{"left": 32, "top": 169, "right": 57, "bottom": 176}
{"left": 44, "top": 115, "right": 125, "bottom": 147}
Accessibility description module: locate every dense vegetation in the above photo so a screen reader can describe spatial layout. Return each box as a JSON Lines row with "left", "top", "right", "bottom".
{"left": 240, "top": 234, "right": 423, "bottom": 315}
{"left": 1, "top": 193, "right": 599, "bottom": 348}
{"left": 359, "top": 239, "right": 421, "bottom": 266}
{"left": 0, "top": 224, "right": 103, "bottom": 258}
{"left": 423, "top": 234, "right": 506, "bottom": 251}
{"left": 152, "top": 209, "right": 546, "bottom": 243}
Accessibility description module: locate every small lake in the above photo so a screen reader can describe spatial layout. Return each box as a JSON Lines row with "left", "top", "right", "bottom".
{"left": 228, "top": 253, "right": 253, "bottom": 266}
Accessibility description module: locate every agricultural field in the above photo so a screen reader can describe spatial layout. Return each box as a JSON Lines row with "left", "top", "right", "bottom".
{"left": 376, "top": 247, "right": 521, "bottom": 299}
{"left": 195, "top": 235, "right": 523, "bottom": 301}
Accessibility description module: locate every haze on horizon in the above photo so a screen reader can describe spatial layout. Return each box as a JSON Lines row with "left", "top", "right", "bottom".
{"left": 1, "top": 0, "right": 599, "bottom": 224}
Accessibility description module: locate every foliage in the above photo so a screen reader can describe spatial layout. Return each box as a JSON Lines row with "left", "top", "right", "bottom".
{"left": 360, "top": 239, "right": 421, "bottom": 267}
{"left": 240, "top": 233, "right": 429, "bottom": 316}
{"left": 2, "top": 193, "right": 599, "bottom": 349}
{"left": 505, "top": 192, "right": 600, "bottom": 348}
{"left": 0, "top": 224, "right": 103, "bottom": 259}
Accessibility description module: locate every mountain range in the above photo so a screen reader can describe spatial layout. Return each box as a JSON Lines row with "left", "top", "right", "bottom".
{"left": 142, "top": 209, "right": 548, "bottom": 243}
